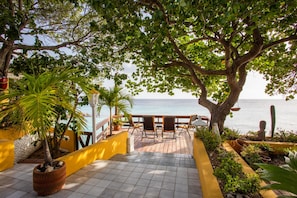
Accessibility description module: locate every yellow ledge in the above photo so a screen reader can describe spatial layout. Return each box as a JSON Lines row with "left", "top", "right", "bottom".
{"left": 0, "top": 139, "right": 14, "bottom": 171}
{"left": 57, "top": 131, "right": 128, "bottom": 177}
{"left": 193, "top": 138, "right": 223, "bottom": 198}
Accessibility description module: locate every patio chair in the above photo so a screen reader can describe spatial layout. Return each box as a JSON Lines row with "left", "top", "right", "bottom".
{"left": 142, "top": 116, "right": 157, "bottom": 141}
{"left": 177, "top": 114, "right": 198, "bottom": 137}
{"left": 162, "top": 116, "right": 176, "bottom": 139}
{"left": 128, "top": 115, "right": 142, "bottom": 134}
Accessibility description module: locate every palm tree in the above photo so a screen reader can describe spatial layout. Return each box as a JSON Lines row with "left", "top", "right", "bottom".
{"left": 0, "top": 68, "right": 90, "bottom": 167}
{"left": 97, "top": 86, "right": 133, "bottom": 136}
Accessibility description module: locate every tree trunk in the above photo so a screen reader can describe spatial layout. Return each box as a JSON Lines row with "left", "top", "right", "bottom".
{"left": 0, "top": 45, "right": 13, "bottom": 76}
{"left": 42, "top": 139, "right": 53, "bottom": 166}
{"left": 209, "top": 109, "right": 229, "bottom": 134}
{"left": 199, "top": 97, "right": 238, "bottom": 134}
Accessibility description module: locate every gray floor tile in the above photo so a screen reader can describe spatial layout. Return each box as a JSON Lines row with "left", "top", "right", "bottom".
{"left": 137, "top": 178, "right": 151, "bottom": 187}
{"left": 162, "top": 182, "right": 175, "bottom": 191}
{"left": 1, "top": 151, "right": 202, "bottom": 198}
{"left": 86, "top": 186, "right": 105, "bottom": 196}
{"left": 114, "top": 191, "right": 130, "bottom": 198}
{"left": 159, "top": 189, "right": 174, "bottom": 198}
{"left": 75, "top": 184, "right": 93, "bottom": 194}
{"left": 145, "top": 187, "right": 161, "bottom": 197}
{"left": 129, "top": 193, "right": 144, "bottom": 198}
{"left": 148, "top": 180, "right": 162, "bottom": 189}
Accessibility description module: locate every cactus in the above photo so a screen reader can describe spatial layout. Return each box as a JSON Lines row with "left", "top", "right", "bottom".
{"left": 270, "top": 105, "right": 275, "bottom": 138}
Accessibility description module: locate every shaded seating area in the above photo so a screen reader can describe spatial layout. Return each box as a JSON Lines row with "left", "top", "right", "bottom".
{"left": 162, "top": 116, "right": 176, "bottom": 139}
{"left": 119, "top": 114, "right": 209, "bottom": 142}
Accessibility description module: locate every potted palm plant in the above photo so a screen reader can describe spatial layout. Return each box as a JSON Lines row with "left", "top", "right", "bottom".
{"left": 97, "top": 85, "right": 133, "bottom": 136}
{"left": 0, "top": 68, "right": 91, "bottom": 196}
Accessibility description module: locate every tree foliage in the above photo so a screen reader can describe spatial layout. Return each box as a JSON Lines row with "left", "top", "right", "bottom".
{"left": 0, "top": 0, "right": 124, "bottom": 79}
{"left": 97, "top": 86, "right": 133, "bottom": 136}
{"left": 0, "top": 68, "right": 91, "bottom": 165}
{"left": 88, "top": 0, "right": 297, "bottom": 132}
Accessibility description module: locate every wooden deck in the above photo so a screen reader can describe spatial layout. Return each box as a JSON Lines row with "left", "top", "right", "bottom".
{"left": 116, "top": 127, "right": 194, "bottom": 155}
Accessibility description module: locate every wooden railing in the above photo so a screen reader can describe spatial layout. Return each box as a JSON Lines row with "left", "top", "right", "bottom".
{"left": 77, "top": 118, "right": 110, "bottom": 149}
{"left": 77, "top": 114, "right": 209, "bottom": 149}
{"left": 129, "top": 114, "right": 209, "bottom": 126}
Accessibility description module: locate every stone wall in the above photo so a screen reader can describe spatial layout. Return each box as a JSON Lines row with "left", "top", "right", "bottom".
{"left": 14, "top": 134, "right": 41, "bottom": 163}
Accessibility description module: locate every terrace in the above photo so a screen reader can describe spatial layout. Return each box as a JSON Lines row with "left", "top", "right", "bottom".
{"left": 0, "top": 114, "right": 208, "bottom": 197}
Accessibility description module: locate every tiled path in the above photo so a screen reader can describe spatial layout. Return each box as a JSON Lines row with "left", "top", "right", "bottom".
{"left": 0, "top": 152, "right": 202, "bottom": 198}
{"left": 0, "top": 129, "right": 202, "bottom": 197}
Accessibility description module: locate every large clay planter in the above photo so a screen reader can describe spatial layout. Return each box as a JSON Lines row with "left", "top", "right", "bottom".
{"left": 33, "top": 161, "right": 66, "bottom": 196}
{"left": 228, "top": 139, "right": 249, "bottom": 154}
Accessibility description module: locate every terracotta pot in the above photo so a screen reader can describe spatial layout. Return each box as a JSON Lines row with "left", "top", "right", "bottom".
{"left": 0, "top": 77, "right": 8, "bottom": 90}
{"left": 229, "top": 139, "right": 249, "bottom": 154}
{"left": 33, "top": 161, "right": 66, "bottom": 196}
{"left": 114, "top": 125, "right": 122, "bottom": 131}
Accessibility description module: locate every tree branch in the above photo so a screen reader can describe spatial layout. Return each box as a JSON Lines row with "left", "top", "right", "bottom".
{"left": 262, "top": 35, "right": 297, "bottom": 51}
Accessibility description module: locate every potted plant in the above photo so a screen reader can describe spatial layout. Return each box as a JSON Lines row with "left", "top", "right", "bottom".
{"left": 0, "top": 68, "right": 90, "bottom": 196}
{"left": 97, "top": 85, "right": 133, "bottom": 136}
{"left": 112, "top": 116, "right": 123, "bottom": 131}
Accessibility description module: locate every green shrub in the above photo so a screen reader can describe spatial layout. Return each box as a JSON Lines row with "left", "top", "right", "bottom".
{"left": 214, "top": 149, "right": 261, "bottom": 195}
{"left": 273, "top": 130, "right": 297, "bottom": 143}
{"left": 194, "top": 127, "right": 220, "bottom": 152}
{"left": 255, "top": 143, "right": 274, "bottom": 153}
{"left": 221, "top": 128, "right": 240, "bottom": 140}
{"left": 240, "top": 145, "right": 263, "bottom": 169}
{"left": 213, "top": 150, "right": 242, "bottom": 180}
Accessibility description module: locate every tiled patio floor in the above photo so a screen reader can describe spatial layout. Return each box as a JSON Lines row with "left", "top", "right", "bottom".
{"left": 0, "top": 152, "right": 202, "bottom": 198}
{"left": 0, "top": 128, "right": 202, "bottom": 197}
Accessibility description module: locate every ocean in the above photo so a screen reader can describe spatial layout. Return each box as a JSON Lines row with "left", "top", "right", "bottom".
{"left": 80, "top": 99, "right": 297, "bottom": 135}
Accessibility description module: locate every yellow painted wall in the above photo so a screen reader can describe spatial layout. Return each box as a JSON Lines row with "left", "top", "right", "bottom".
{"left": 57, "top": 131, "right": 128, "bottom": 177}
{"left": 193, "top": 138, "right": 223, "bottom": 198}
{"left": 0, "top": 127, "right": 26, "bottom": 140}
{"left": 223, "top": 142, "right": 277, "bottom": 198}
{"left": 0, "top": 140, "right": 14, "bottom": 171}
{"left": 59, "top": 130, "right": 76, "bottom": 152}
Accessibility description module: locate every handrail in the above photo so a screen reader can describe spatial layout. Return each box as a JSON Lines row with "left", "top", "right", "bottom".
{"left": 130, "top": 114, "right": 209, "bottom": 125}
{"left": 78, "top": 118, "right": 110, "bottom": 148}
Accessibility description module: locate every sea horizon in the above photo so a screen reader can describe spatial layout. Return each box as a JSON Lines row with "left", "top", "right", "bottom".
{"left": 80, "top": 98, "right": 297, "bottom": 135}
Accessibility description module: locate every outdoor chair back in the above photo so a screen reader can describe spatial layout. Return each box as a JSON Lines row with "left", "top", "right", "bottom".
{"left": 162, "top": 116, "right": 176, "bottom": 139}
{"left": 142, "top": 116, "right": 157, "bottom": 141}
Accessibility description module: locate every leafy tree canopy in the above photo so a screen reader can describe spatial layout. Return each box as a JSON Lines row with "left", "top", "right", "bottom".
{"left": 0, "top": 0, "right": 125, "bottom": 80}
{"left": 88, "top": 0, "right": 297, "bottom": 132}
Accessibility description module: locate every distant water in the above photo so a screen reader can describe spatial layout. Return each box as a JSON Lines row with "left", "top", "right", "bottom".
{"left": 80, "top": 99, "right": 297, "bottom": 135}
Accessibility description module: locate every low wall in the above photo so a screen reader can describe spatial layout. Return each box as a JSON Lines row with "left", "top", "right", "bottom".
{"left": 0, "top": 139, "right": 14, "bottom": 171}
{"left": 193, "top": 138, "right": 223, "bottom": 198}
{"left": 57, "top": 131, "right": 128, "bottom": 177}
{"left": 0, "top": 127, "right": 41, "bottom": 166}
{"left": 0, "top": 127, "right": 25, "bottom": 140}
{"left": 244, "top": 140, "right": 297, "bottom": 152}
{"left": 14, "top": 134, "right": 41, "bottom": 163}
